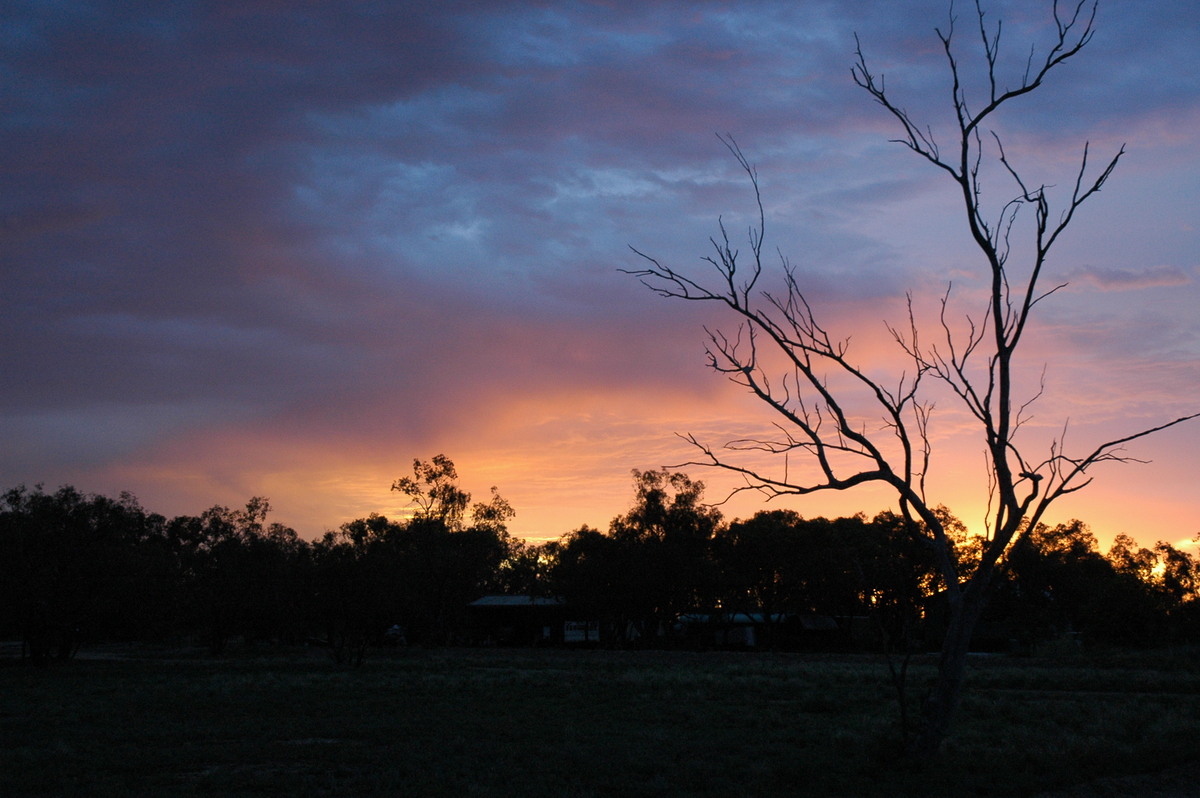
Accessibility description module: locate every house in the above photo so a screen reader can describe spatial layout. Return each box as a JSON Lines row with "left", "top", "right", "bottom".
{"left": 467, "top": 595, "right": 570, "bottom": 646}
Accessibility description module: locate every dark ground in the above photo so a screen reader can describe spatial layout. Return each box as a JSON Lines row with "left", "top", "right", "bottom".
{"left": 3, "top": 643, "right": 1198, "bottom": 797}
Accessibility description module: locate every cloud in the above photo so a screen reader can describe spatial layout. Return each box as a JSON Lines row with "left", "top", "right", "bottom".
{"left": 1, "top": 0, "right": 1197, "bottom": 547}
{"left": 1068, "top": 265, "right": 1193, "bottom": 291}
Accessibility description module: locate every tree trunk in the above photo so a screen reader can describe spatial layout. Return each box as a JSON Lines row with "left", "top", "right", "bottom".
{"left": 905, "top": 588, "right": 987, "bottom": 765}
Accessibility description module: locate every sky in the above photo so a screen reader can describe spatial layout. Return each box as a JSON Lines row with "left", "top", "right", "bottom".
{"left": 3, "top": 0, "right": 1197, "bottom": 549}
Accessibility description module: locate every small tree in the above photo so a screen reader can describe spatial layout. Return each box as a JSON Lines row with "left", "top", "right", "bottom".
{"left": 627, "top": 0, "right": 1196, "bottom": 762}
{"left": 392, "top": 454, "right": 471, "bottom": 528}
{"left": 391, "top": 454, "right": 516, "bottom": 534}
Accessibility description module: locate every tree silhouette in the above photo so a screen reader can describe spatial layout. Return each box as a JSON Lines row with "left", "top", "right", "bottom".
{"left": 714, "top": 509, "right": 809, "bottom": 646}
{"left": 392, "top": 454, "right": 471, "bottom": 528}
{"left": 0, "top": 474, "right": 1192, "bottom": 660}
{"left": 546, "top": 525, "right": 627, "bottom": 644}
{"left": 167, "top": 498, "right": 304, "bottom": 654}
{"left": 626, "top": 0, "right": 1197, "bottom": 762}
{"left": 608, "top": 470, "right": 722, "bottom": 643}
{"left": 0, "top": 485, "right": 178, "bottom": 661}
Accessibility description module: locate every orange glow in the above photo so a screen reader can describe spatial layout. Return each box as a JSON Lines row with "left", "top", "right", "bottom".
{"left": 90, "top": 371, "right": 1198, "bottom": 555}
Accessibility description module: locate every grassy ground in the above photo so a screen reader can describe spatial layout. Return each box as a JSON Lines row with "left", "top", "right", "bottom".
{"left": 2, "top": 645, "right": 1198, "bottom": 797}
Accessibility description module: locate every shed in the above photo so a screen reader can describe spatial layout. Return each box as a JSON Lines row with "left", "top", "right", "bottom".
{"left": 467, "top": 595, "right": 568, "bottom": 646}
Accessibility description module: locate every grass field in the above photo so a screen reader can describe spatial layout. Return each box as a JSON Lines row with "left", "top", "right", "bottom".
{"left": 2, "top": 645, "right": 1198, "bottom": 797}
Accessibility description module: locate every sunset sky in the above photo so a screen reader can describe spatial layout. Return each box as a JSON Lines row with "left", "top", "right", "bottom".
{"left": 3, "top": 1, "right": 1197, "bottom": 549}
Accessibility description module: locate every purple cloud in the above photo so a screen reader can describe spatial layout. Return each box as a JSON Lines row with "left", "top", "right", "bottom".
{"left": 1070, "top": 265, "right": 1193, "bottom": 291}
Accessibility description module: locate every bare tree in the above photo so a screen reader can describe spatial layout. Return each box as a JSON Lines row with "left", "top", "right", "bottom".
{"left": 626, "top": 0, "right": 1196, "bottom": 763}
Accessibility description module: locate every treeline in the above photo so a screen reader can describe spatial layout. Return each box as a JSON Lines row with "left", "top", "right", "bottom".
{"left": 2, "top": 459, "right": 1197, "bottom": 663}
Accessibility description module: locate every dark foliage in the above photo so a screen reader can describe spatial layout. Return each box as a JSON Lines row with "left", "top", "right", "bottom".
{"left": 1, "top": 471, "right": 1196, "bottom": 661}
